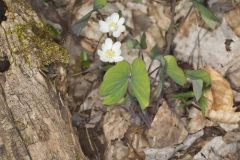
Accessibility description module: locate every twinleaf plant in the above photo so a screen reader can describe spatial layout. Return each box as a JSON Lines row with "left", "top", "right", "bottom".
{"left": 149, "top": 51, "right": 211, "bottom": 114}
{"left": 99, "top": 58, "right": 150, "bottom": 110}
{"left": 74, "top": 0, "right": 212, "bottom": 121}
{"left": 173, "top": 66, "right": 211, "bottom": 114}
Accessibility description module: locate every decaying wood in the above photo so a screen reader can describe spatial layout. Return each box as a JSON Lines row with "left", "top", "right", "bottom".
{"left": 0, "top": 0, "right": 87, "bottom": 159}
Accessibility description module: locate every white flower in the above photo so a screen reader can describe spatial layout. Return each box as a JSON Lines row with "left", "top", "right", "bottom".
{"left": 99, "top": 13, "right": 126, "bottom": 37}
{"left": 98, "top": 38, "right": 124, "bottom": 63}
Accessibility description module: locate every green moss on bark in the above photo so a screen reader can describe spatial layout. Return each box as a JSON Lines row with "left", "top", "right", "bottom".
{"left": 13, "top": 22, "right": 69, "bottom": 65}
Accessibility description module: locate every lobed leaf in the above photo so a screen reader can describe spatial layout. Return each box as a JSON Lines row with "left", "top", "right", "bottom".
{"left": 185, "top": 69, "right": 211, "bottom": 87}
{"left": 130, "top": 58, "right": 150, "bottom": 110}
{"left": 198, "top": 95, "right": 207, "bottom": 115}
{"left": 192, "top": 0, "right": 219, "bottom": 29}
{"left": 150, "top": 45, "right": 161, "bottom": 60}
{"left": 164, "top": 55, "right": 187, "bottom": 86}
{"left": 94, "top": 0, "right": 107, "bottom": 10}
{"left": 140, "top": 32, "right": 147, "bottom": 49}
{"left": 99, "top": 59, "right": 150, "bottom": 110}
{"left": 173, "top": 91, "right": 195, "bottom": 100}
{"left": 127, "top": 39, "right": 141, "bottom": 49}
{"left": 192, "top": 79, "right": 203, "bottom": 101}
{"left": 72, "top": 11, "right": 93, "bottom": 36}
{"left": 99, "top": 61, "right": 130, "bottom": 105}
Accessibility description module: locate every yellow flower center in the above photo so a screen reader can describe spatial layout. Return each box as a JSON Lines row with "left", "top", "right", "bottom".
{"left": 109, "top": 22, "right": 117, "bottom": 30}
{"left": 106, "top": 49, "right": 115, "bottom": 58}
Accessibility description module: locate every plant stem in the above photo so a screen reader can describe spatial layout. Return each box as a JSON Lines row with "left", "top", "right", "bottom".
{"left": 93, "top": 34, "right": 104, "bottom": 61}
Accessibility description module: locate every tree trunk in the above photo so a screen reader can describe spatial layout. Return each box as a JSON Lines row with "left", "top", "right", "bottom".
{"left": 0, "top": 0, "right": 87, "bottom": 159}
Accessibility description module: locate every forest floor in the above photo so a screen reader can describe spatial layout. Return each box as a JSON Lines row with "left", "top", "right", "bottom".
{"left": 29, "top": 0, "right": 240, "bottom": 159}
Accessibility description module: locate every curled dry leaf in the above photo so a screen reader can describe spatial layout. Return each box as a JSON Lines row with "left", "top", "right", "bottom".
{"left": 207, "top": 110, "right": 240, "bottom": 124}
{"left": 146, "top": 101, "right": 188, "bottom": 148}
{"left": 204, "top": 66, "right": 240, "bottom": 123}
{"left": 103, "top": 107, "right": 131, "bottom": 142}
{"left": 205, "top": 66, "right": 234, "bottom": 111}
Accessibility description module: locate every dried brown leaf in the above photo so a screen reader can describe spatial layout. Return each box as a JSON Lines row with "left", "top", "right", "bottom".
{"left": 126, "top": 127, "right": 149, "bottom": 159}
{"left": 103, "top": 107, "right": 131, "bottom": 142}
{"left": 204, "top": 66, "right": 240, "bottom": 123}
{"left": 225, "top": 5, "right": 240, "bottom": 37}
{"left": 104, "top": 141, "right": 129, "bottom": 160}
{"left": 146, "top": 101, "right": 188, "bottom": 148}
{"left": 205, "top": 66, "right": 234, "bottom": 112}
{"left": 188, "top": 108, "right": 213, "bottom": 133}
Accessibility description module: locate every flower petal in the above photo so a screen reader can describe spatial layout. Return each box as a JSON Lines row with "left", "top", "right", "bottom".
{"left": 113, "top": 56, "right": 124, "bottom": 62}
{"left": 113, "top": 30, "right": 121, "bottom": 37}
{"left": 100, "top": 56, "right": 108, "bottom": 62}
{"left": 112, "top": 41, "right": 121, "bottom": 50}
{"left": 109, "top": 59, "right": 115, "bottom": 63}
{"left": 111, "top": 13, "right": 119, "bottom": 23}
{"left": 99, "top": 20, "right": 109, "bottom": 33}
{"left": 97, "top": 50, "right": 103, "bottom": 56}
{"left": 118, "top": 17, "right": 125, "bottom": 25}
{"left": 103, "top": 38, "right": 113, "bottom": 50}
{"left": 105, "top": 18, "right": 112, "bottom": 26}
{"left": 101, "top": 43, "right": 108, "bottom": 51}
{"left": 113, "top": 48, "right": 121, "bottom": 56}
{"left": 118, "top": 25, "right": 126, "bottom": 32}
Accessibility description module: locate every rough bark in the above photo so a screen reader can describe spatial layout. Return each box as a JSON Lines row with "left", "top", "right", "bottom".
{"left": 0, "top": 0, "right": 87, "bottom": 159}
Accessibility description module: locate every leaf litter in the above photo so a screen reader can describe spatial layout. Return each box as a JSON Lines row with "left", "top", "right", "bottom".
{"left": 28, "top": 0, "right": 240, "bottom": 159}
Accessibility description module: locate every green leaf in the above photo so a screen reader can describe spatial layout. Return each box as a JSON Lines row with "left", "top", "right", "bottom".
{"left": 94, "top": 0, "right": 107, "bottom": 10}
{"left": 46, "top": 24, "right": 60, "bottom": 38}
{"left": 192, "top": 0, "right": 219, "bottom": 29}
{"left": 127, "top": 39, "right": 141, "bottom": 49}
{"left": 80, "top": 51, "right": 88, "bottom": 61}
{"left": 192, "top": 79, "right": 203, "bottom": 101}
{"left": 72, "top": 10, "right": 93, "bottom": 36}
{"left": 99, "top": 61, "right": 130, "bottom": 105}
{"left": 164, "top": 55, "right": 187, "bottom": 86}
{"left": 130, "top": 58, "right": 150, "bottom": 110}
{"left": 140, "top": 32, "right": 147, "bottom": 49}
{"left": 82, "top": 61, "right": 91, "bottom": 69}
{"left": 150, "top": 45, "right": 161, "bottom": 60}
{"left": 99, "top": 59, "right": 150, "bottom": 110}
{"left": 177, "top": 100, "right": 194, "bottom": 108}
{"left": 198, "top": 95, "right": 207, "bottom": 115}
{"left": 185, "top": 70, "right": 211, "bottom": 87}
{"left": 173, "top": 91, "right": 195, "bottom": 100}
{"left": 80, "top": 51, "right": 90, "bottom": 68}
{"left": 118, "top": 10, "right": 123, "bottom": 17}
